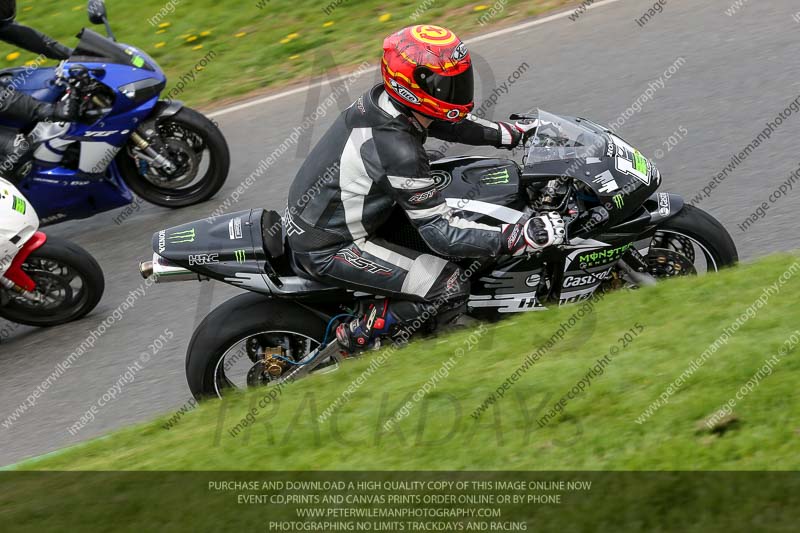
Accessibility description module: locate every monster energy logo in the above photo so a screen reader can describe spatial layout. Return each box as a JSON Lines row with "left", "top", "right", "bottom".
{"left": 613, "top": 194, "right": 625, "bottom": 209}
{"left": 579, "top": 243, "right": 632, "bottom": 266}
{"left": 167, "top": 228, "right": 196, "bottom": 244}
{"left": 12, "top": 196, "right": 25, "bottom": 214}
{"left": 482, "top": 168, "right": 510, "bottom": 185}
{"left": 234, "top": 249, "right": 246, "bottom": 264}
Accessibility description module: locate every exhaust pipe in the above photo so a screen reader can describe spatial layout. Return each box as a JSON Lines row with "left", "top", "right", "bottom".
{"left": 139, "top": 254, "right": 208, "bottom": 283}
{"left": 139, "top": 261, "right": 153, "bottom": 279}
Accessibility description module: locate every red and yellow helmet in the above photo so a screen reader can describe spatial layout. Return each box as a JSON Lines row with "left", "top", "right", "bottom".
{"left": 381, "top": 25, "right": 474, "bottom": 123}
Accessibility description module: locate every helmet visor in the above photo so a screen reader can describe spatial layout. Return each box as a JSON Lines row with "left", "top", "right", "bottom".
{"left": 414, "top": 65, "right": 474, "bottom": 106}
{"left": 0, "top": 1, "right": 15, "bottom": 23}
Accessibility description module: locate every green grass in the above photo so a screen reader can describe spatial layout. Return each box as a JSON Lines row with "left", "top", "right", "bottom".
{"left": 10, "top": 254, "right": 800, "bottom": 472}
{"left": 7, "top": 0, "right": 574, "bottom": 107}
{"left": 2, "top": 255, "right": 800, "bottom": 531}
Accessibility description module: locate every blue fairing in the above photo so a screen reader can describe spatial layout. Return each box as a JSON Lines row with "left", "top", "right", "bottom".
{"left": 3, "top": 38, "right": 172, "bottom": 225}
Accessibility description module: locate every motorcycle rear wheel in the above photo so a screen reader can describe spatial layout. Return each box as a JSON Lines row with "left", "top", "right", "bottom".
{"left": 0, "top": 236, "right": 105, "bottom": 327}
{"left": 185, "top": 294, "right": 329, "bottom": 400}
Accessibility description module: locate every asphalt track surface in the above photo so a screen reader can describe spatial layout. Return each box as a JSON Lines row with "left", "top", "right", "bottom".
{"left": 2, "top": 0, "right": 799, "bottom": 466}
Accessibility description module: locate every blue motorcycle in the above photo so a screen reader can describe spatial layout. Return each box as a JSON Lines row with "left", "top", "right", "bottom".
{"left": 0, "top": 0, "right": 230, "bottom": 225}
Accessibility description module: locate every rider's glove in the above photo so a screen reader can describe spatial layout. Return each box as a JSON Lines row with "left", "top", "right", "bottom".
{"left": 500, "top": 212, "right": 566, "bottom": 256}
{"left": 524, "top": 212, "right": 566, "bottom": 251}
{"left": 497, "top": 120, "right": 537, "bottom": 150}
{"left": 48, "top": 92, "right": 81, "bottom": 122}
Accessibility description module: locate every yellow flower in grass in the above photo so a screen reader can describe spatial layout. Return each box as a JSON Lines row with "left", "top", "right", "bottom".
{"left": 474, "top": 5, "right": 489, "bottom": 11}
{"left": 192, "top": 45, "right": 203, "bottom": 51}
{"left": 22, "top": 6, "right": 31, "bottom": 11}
{"left": 6, "top": 52, "right": 20, "bottom": 61}
{"left": 235, "top": 32, "right": 247, "bottom": 38}
{"left": 186, "top": 35, "right": 198, "bottom": 42}
{"left": 287, "top": 33, "right": 300, "bottom": 40}
{"left": 323, "top": 21, "right": 334, "bottom": 28}
{"left": 290, "top": 54, "right": 300, "bottom": 60}
{"left": 379, "top": 13, "right": 392, "bottom": 22}
{"left": 154, "top": 42, "right": 166, "bottom": 49}
{"left": 201, "top": 30, "right": 212, "bottom": 37}
{"left": 280, "top": 38, "right": 291, "bottom": 44}
{"left": 72, "top": 5, "right": 83, "bottom": 11}
{"left": 156, "top": 29, "right": 166, "bottom": 34}
{"left": 24, "top": 59, "right": 37, "bottom": 66}
{"left": 159, "top": 22, "right": 171, "bottom": 28}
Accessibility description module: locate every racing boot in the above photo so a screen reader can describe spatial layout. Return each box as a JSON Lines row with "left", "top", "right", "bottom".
{"left": 335, "top": 300, "right": 397, "bottom": 352}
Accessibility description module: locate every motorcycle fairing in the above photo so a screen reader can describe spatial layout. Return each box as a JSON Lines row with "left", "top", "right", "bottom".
{"left": 467, "top": 255, "right": 546, "bottom": 316}
{"left": 429, "top": 157, "right": 526, "bottom": 222}
{"left": 2, "top": 28, "right": 171, "bottom": 224}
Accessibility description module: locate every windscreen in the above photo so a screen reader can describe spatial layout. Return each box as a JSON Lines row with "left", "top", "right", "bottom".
{"left": 72, "top": 28, "right": 153, "bottom": 70}
{"left": 526, "top": 110, "right": 607, "bottom": 164}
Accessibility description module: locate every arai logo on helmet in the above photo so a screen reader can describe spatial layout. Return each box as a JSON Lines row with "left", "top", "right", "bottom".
{"left": 446, "top": 109, "right": 461, "bottom": 120}
{"left": 452, "top": 42, "right": 468, "bottom": 61}
{"left": 388, "top": 78, "right": 420, "bottom": 105}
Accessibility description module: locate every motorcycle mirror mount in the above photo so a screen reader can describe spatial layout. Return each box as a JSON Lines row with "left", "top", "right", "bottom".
{"left": 87, "top": 0, "right": 116, "bottom": 42}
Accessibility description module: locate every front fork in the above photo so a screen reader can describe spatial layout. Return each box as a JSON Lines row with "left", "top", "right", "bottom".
{"left": 129, "top": 131, "right": 177, "bottom": 174}
{"left": 128, "top": 99, "right": 185, "bottom": 175}
{"left": 1, "top": 231, "right": 47, "bottom": 304}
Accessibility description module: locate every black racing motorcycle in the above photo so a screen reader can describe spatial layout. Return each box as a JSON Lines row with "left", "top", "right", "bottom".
{"left": 139, "top": 111, "right": 737, "bottom": 399}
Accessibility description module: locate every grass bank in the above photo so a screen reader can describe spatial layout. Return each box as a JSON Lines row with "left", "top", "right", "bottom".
{"left": 10, "top": 254, "right": 800, "bottom": 471}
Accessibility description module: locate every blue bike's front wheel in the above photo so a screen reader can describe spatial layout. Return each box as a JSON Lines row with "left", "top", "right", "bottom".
{"left": 117, "top": 107, "right": 230, "bottom": 208}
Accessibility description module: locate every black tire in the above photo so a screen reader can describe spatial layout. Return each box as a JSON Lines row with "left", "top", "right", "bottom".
{"left": 186, "top": 294, "right": 327, "bottom": 400}
{"left": 655, "top": 205, "right": 738, "bottom": 270}
{"left": 117, "top": 107, "right": 230, "bottom": 208}
{"left": 0, "top": 236, "right": 104, "bottom": 327}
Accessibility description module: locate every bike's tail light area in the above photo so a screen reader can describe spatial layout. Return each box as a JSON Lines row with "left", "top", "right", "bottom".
{"left": 146, "top": 209, "right": 267, "bottom": 284}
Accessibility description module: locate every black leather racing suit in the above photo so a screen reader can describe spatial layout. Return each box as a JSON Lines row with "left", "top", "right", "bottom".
{"left": 0, "top": 16, "right": 72, "bottom": 171}
{"left": 286, "top": 85, "right": 519, "bottom": 325}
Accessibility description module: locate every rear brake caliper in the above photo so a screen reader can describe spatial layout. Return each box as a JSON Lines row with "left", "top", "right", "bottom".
{"left": 246, "top": 338, "right": 289, "bottom": 385}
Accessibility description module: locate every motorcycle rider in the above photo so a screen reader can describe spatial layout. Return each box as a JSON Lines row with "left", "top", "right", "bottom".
{"left": 0, "top": 0, "right": 78, "bottom": 178}
{"left": 286, "top": 25, "right": 565, "bottom": 351}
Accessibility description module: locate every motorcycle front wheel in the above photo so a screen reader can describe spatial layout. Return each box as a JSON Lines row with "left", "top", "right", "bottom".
{"left": 117, "top": 107, "right": 230, "bottom": 208}
{"left": 644, "top": 205, "right": 738, "bottom": 277}
{"left": 0, "top": 236, "right": 105, "bottom": 327}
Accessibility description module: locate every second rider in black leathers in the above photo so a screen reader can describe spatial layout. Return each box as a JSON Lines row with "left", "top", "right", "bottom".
{"left": 0, "top": 0, "right": 78, "bottom": 176}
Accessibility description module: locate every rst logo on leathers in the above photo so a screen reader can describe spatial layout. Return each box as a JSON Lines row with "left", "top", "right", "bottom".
{"left": 334, "top": 248, "right": 392, "bottom": 276}
{"left": 408, "top": 188, "right": 437, "bottom": 204}
{"left": 188, "top": 253, "right": 219, "bottom": 266}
